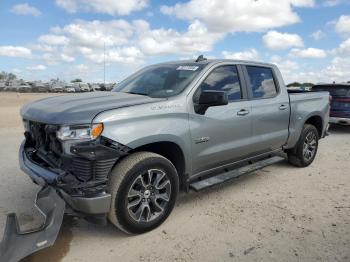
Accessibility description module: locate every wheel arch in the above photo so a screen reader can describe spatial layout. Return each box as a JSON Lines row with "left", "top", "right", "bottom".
{"left": 128, "top": 141, "right": 189, "bottom": 191}
{"left": 304, "top": 114, "right": 323, "bottom": 138}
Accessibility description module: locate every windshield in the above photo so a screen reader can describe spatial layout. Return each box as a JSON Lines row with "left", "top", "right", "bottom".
{"left": 113, "top": 64, "right": 205, "bottom": 98}
{"left": 313, "top": 85, "right": 350, "bottom": 97}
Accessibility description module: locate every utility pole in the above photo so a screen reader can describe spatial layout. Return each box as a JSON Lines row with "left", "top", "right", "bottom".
{"left": 103, "top": 42, "right": 106, "bottom": 85}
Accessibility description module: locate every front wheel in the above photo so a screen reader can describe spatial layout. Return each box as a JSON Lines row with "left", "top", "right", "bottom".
{"left": 108, "top": 152, "right": 179, "bottom": 234}
{"left": 287, "top": 124, "right": 319, "bottom": 167}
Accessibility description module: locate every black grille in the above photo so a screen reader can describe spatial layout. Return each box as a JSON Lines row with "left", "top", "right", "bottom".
{"left": 69, "top": 158, "right": 115, "bottom": 182}
{"left": 95, "top": 159, "right": 116, "bottom": 180}
{"left": 71, "top": 158, "right": 93, "bottom": 181}
{"left": 27, "top": 121, "right": 62, "bottom": 156}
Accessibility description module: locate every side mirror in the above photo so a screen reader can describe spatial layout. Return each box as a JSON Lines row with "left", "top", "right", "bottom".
{"left": 194, "top": 90, "right": 228, "bottom": 114}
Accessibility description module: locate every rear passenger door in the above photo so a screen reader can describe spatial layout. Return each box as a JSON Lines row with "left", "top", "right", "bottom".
{"left": 242, "top": 65, "right": 290, "bottom": 153}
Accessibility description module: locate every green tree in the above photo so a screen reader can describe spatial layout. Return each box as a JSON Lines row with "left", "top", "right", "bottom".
{"left": 71, "top": 78, "right": 83, "bottom": 83}
{"left": 0, "top": 71, "right": 6, "bottom": 80}
{"left": 8, "top": 73, "right": 17, "bottom": 81}
{"left": 302, "top": 82, "right": 314, "bottom": 87}
{"left": 0, "top": 71, "right": 17, "bottom": 81}
{"left": 287, "top": 82, "right": 301, "bottom": 87}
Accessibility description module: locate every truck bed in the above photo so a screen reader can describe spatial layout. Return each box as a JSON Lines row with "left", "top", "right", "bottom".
{"left": 286, "top": 91, "right": 330, "bottom": 148}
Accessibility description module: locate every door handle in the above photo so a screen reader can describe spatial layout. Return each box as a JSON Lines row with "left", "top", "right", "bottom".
{"left": 237, "top": 109, "right": 249, "bottom": 116}
{"left": 279, "top": 104, "right": 288, "bottom": 110}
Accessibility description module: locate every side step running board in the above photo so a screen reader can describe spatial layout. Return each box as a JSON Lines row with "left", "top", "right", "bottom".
{"left": 190, "top": 156, "right": 285, "bottom": 191}
{"left": 0, "top": 186, "right": 65, "bottom": 262}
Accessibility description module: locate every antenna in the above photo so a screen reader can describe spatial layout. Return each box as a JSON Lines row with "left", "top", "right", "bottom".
{"left": 195, "top": 55, "right": 207, "bottom": 62}
{"left": 103, "top": 42, "right": 106, "bottom": 85}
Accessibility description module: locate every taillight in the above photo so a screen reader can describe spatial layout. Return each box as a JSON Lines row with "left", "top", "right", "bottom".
{"left": 329, "top": 95, "right": 332, "bottom": 104}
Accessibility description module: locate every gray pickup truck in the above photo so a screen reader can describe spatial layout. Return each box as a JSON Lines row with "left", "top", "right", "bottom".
{"left": 0, "top": 57, "right": 330, "bottom": 261}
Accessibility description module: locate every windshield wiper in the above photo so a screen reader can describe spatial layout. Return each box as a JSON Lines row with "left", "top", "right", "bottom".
{"left": 124, "top": 91, "right": 149, "bottom": 96}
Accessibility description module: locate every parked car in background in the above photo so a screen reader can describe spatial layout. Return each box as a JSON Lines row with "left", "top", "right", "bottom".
{"left": 51, "top": 83, "right": 64, "bottom": 93}
{"left": 18, "top": 83, "right": 32, "bottom": 93}
{"left": 90, "top": 83, "right": 101, "bottom": 91}
{"left": 0, "top": 81, "right": 6, "bottom": 91}
{"left": 79, "top": 83, "right": 90, "bottom": 92}
{"left": 105, "top": 83, "right": 114, "bottom": 91}
{"left": 65, "top": 84, "right": 76, "bottom": 93}
{"left": 312, "top": 84, "right": 350, "bottom": 125}
{"left": 6, "top": 80, "right": 22, "bottom": 92}
{"left": 35, "top": 82, "right": 50, "bottom": 93}
{"left": 72, "top": 82, "right": 81, "bottom": 92}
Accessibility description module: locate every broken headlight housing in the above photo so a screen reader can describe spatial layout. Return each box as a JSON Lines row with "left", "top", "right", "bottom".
{"left": 57, "top": 123, "right": 103, "bottom": 141}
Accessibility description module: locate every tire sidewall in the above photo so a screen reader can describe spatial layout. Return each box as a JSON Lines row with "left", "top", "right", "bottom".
{"left": 296, "top": 125, "right": 319, "bottom": 166}
{"left": 114, "top": 156, "right": 179, "bottom": 234}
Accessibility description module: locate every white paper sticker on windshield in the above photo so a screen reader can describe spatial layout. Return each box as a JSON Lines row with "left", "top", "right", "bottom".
{"left": 176, "top": 66, "right": 199, "bottom": 71}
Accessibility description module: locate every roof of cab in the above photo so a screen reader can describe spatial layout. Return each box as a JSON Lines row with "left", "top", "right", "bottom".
{"left": 158, "top": 58, "right": 276, "bottom": 68}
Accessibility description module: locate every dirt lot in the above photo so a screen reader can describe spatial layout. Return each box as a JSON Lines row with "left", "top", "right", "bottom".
{"left": 0, "top": 92, "right": 349, "bottom": 262}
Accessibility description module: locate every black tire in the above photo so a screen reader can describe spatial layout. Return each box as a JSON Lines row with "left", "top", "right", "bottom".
{"left": 108, "top": 152, "right": 179, "bottom": 234}
{"left": 287, "top": 124, "right": 319, "bottom": 167}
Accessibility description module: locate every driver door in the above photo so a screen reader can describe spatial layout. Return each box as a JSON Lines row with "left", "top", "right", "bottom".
{"left": 188, "top": 64, "right": 253, "bottom": 176}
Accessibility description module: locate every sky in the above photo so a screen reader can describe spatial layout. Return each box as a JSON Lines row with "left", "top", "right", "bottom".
{"left": 0, "top": 0, "right": 350, "bottom": 84}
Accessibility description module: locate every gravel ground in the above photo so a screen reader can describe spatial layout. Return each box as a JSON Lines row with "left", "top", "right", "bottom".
{"left": 0, "top": 93, "right": 349, "bottom": 262}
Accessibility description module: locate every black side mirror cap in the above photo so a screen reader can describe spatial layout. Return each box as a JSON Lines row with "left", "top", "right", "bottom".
{"left": 194, "top": 90, "right": 228, "bottom": 115}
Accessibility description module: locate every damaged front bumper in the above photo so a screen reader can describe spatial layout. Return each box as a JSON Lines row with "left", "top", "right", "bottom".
{"left": 0, "top": 138, "right": 130, "bottom": 261}
{"left": 0, "top": 186, "right": 65, "bottom": 262}
{"left": 19, "top": 137, "right": 130, "bottom": 215}
{"left": 19, "top": 141, "right": 113, "bottom": 215}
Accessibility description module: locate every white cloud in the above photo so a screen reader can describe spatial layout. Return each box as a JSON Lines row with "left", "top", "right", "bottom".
{"left": 222, "top": 49, "right": 259, "bottom": 60}
{"left": 75, "top": 64, "right": 89, "bottom": 72}
{"left": 61, "top": 54, "right": 75, "bottom": 62}
{"left": 335, "top": 15, "right": 350, "bottom": 37}
{"left": 59, "top": 19, "right": 134, "bottom": 48}
{"left": 138, "top": 20, "right": 224, "bottom": 56}
{"left": 311, "top": 30, "right": 326, "bottom": 40}
{"left": 290, "top": 0, "right": 315, "bottom": 6}
{"left": 26, "top": 65, "right": 47, "bottom": 71}
{"left": 322, "top": 0, "right": 346, "bottom": 6}
{"left": 333, "top": 38, "right": 350, "bottom": 56}
{"left": 11, "top": 3, "right": 41, "bottom": 16}
{"left": 42, "top": 52, "right": 75, "bottom": 65}
{"left": 0, "top": 46, "right": 32, "bottom": 58}
{"left": 85, "top": 46, "right": 143, "bottom": 64}
{"left": 270, "top": 55, "right": 299, "bottom": 82}
{"left": 35, "top": 19, "right": 225, "bottom": 66}
{"left": 161, "top": 0, "right": 314, "bottom": 33}
{"left": 289, "top": 47, "right": 327, "bottom": 58}
{"left": 271, "top": 55, "right": 298, "bottom": 68}
{"left": 262, "top": 30, "right": 304, "bottom": 50}
{"left": 287, "top": 37, "right": 350, "bottom": 83}
{"left": 323, "top": 56, "right": 350, "bottom": 81}
{"left": 38, "top": 35, "right": 69, "bottom": 45}
{"left": 55, "top": 0, "right": 148, "bottom": 15}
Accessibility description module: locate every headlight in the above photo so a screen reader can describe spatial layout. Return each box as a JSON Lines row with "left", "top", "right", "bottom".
{"left": 57, "top": 123, "right": 103, "bottom": 141}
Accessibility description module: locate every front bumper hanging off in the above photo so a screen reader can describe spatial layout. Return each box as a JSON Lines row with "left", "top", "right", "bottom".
{"left": 0, "top": 136, "right": 130, "bottom": 261}
{"left": 0, "top": 186, "right": 65, "bottom": 262}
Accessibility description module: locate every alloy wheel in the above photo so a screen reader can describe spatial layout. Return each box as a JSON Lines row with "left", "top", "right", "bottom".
{"left": 127, "top": 169, "right": 171, "bottom": 223}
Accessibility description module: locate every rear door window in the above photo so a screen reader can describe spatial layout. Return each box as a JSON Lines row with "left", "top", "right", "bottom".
{"left": 245, "top": 66, "right": 278, "bottom": 99}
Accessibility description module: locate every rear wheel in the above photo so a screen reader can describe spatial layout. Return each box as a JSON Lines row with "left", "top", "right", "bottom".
{"left": 108, "top": 152, "right": 179, "bottom": 234}
{"left": 287, "top": 124, "right": 319, "bottom": 167}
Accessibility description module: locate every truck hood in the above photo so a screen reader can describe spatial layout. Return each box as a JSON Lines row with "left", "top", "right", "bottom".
{"left": 21, "top": 92, "right": 164, "bottom": 125}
